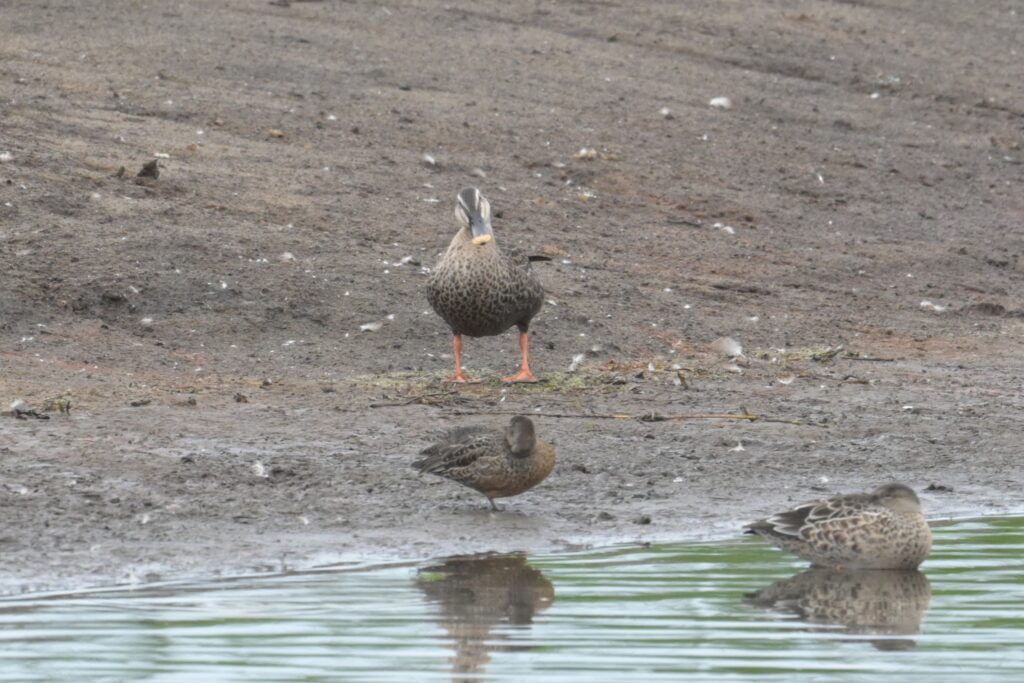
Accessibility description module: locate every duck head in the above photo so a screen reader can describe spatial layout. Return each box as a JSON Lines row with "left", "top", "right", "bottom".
{"left": 455, "top": 187, "right": 494, "bottom": 246}
{"left": 505, "top": 415, "right": 536, "bottom": 456}
{"left": 873, "top": 483, "right": 922, "bottom": 513}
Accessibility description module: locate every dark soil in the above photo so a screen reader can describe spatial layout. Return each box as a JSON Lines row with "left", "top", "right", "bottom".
{"left": 1, "top": 0, "right": 1023, "bottom": 594}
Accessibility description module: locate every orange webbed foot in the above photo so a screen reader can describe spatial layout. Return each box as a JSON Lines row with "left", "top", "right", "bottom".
{"left": 502, "top": 370, "right": 539, "bottom": 384}
{"left": 443, "top": 373, "right": 483, "bottom": 384}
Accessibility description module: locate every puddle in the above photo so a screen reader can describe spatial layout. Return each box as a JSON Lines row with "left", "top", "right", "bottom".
{"left": 1, "top": 517, "right": 1022, "bottom": 681}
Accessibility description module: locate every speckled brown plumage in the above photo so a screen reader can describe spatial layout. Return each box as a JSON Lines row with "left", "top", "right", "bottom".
{"left": 412, "top": 416, "right": 555, "bottom": 510}
{"left": 427, "top": 187, "right": 545, "bottom": 382}
{"left": 744, "top": 483, "right": 932, "bottom": 569}
{"left": 746, "top": 567, "right": 931, "bottom": 644}
{"left": 428, "top": 234, "right": 543, "bottom": 337}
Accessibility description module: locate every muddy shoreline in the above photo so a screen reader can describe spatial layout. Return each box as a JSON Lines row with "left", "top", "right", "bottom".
{"left": 2, "top": 0, "right": 1023, "bottom": 593}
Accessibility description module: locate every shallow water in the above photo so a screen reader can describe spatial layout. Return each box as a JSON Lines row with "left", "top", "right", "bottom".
{"left": 1, "top": 517, "right": 1022, "bottom": 682}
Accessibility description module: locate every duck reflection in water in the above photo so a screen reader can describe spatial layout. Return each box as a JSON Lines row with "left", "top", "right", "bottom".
{"left": 745, "top": 567, "right": 931, "bottom": 651}
{"left": 416, "top": 552, "right": 554, "bottom": 682}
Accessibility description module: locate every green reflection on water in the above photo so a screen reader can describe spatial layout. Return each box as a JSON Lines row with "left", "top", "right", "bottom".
{"left": 0, "top": 516, "right": 1022, "bottom": 682}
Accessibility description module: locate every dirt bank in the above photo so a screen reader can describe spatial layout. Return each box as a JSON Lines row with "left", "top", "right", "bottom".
{"left": 1, "top": 0, "right": 1023, "bottom": 593}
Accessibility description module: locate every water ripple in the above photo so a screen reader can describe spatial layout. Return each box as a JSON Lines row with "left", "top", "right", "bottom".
{"left": 0, "top": 517, "right": 1022, "bottom": 682}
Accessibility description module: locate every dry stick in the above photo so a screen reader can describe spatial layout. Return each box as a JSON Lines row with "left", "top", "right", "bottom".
{"left": 447, "top": 409, "right": 809, "bottom": 426}
{"left": 369, "top": 391, "right": 458, "bottom": 408}
{"left": 811, "top": 345, "right": 845, "bottom": 362}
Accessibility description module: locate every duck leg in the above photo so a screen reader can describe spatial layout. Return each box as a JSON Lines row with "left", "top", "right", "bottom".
{"left": 502, "top": 331, "right": 539, "bottom": 383}
{"left": 446, "top": 334, "right": 478, "bottom": 383}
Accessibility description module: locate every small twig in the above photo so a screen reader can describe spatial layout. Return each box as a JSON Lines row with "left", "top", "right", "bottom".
{"left": 811, "top": 345, "right": 845, "bottom": 362}
{"left": 843, "top": 354, "right": 896, "bottom": 362}
{"left": 369, "top": 391, "right": 458, "bottom": 408}
{"left": 447, "top": 409, "right": 811, "bottom": 426}
{"left": 641, "top": 411, "right": 758, "bottom": 422}
{"left": 450, "top": 410, "right": 632, "bottom": 419}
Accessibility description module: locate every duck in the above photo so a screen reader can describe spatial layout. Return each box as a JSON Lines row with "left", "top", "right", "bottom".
{"left": 427, "top": 187, "right": 547, "bottom": 383}
{"left": 745, "top": 567, "right": 931, "bottom": 648}
{"left": 417, "top": 553, "right": 555, "bottom": 679}
{"left": 413, "top": 416, "right": 555, "bottom": 510}
{"left": 744, "top": 483, "right": 932, "bottom": 569}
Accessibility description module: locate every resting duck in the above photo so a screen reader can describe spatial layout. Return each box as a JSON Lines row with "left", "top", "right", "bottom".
{"left": 427, "top": 187, "right": 546, "bottom": 383}
{"left": 413, "top": 416, "right": 555, "bottom": 511}
{"left": 744, "top": 483, "right": 932, "bottom": 569}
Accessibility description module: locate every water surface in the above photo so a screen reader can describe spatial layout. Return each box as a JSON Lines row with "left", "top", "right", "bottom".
{"left": 1, "top": 517, "right": 1021, "bottom": 682}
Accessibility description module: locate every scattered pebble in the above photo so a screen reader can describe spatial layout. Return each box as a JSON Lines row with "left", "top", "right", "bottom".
{"left": 658, "top": 106, "right": 673, "bottom": 119}
{"left": 777, "top": 374, "right": 796, "bottom": 385}
{"left": 729, "top": 441, "right": 746, "bottom": 452}
{"left": 633, "top": 514, "right": 652, "bottom": 525}
{"left": 268, "top": 129, "right": 286, "bottom": 138}
{"left": 136, "top": 159, "right": 159, "bottom": 180}
{"left": 709, "top": 96, "right": 733, "bottom": 109}
{"left": 573, "top": 147, "right": 598, "bottom": 160}
{"left": 359, "top": 321, "right": 383, "bottom": 332}
{"left": 422, "top": 153, "right": 437, "bottom": 166}
{"left": 0, "top": 151, "right": 13, "bottom": 162}
{"left": 252, "top": 462, "right": 269, "bottom": 478}
{"left": 713, "top": 221, "right": 735, "bottom": 235}
{"left": 9, "top": 399, "right": 48, "bottom": 420}
{"left": 920, "top": 300, "right": 947, "bottom": 313}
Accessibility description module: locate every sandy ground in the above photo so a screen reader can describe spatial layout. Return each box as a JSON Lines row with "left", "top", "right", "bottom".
{"left": 1, "top": 0, "right": 1023, "bottom": 594}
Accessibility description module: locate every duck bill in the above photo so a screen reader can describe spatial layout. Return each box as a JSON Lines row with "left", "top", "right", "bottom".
{"left": 470, "top": 222, "right": 493, "bottom": 245}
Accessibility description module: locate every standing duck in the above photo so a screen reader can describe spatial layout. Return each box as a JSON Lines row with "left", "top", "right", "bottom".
{"left": 413, "top": 416, "right": 555, "bottom": 511}
{"left": 427, "top": 187, "right": 546, "bottom": 383}
{"left": 744, "top": 483, "right": 932, "bottom": 569}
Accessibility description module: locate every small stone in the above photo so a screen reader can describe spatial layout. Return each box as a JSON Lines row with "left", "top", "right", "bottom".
{"left": 136, "top": 159, "right": 159, "bottom": 179}
{"left": 633, "top": 514, "right": 652, "bottom": 525}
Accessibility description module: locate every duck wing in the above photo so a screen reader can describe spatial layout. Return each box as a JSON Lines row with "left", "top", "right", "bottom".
{"left": 746, "top": 493, "right": 877, "bottom": 538}
{"left": 413, "top": 427, "right": 504, "bottom": 475}
{"left": 502, "top": 244, "right": 550, "bottom": 271}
